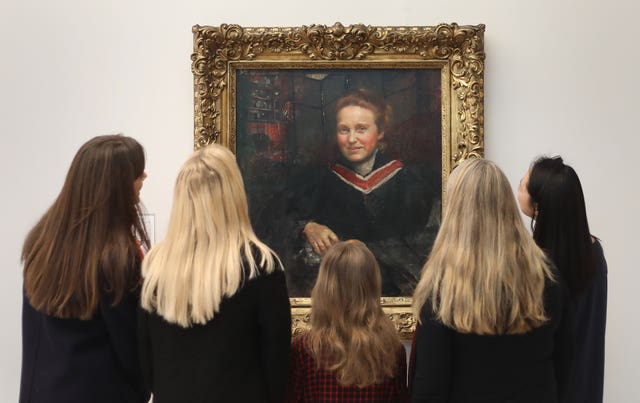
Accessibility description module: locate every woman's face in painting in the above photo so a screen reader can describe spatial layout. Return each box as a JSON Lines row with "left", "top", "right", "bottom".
{"left": 336, "top": 105, "right": 384, "bottom": 164}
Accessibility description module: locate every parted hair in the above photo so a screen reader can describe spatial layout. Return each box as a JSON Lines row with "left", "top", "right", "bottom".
{"left": 305, "top": 240, "right": 402, "bottom": 387}
{"left": 22, "top": 134, "right": 149, "bottom": 319}
{"left": 413, "top": 158, "right": 553, "bottom": 335}
{"left": 336, "top": 89, "right": 392, "bottom": 134}
{"left": 527, "top": 156, "right": 596, "bottom": 296}
{"left": 140, "top": 144, "right": 280, "bottom": 327}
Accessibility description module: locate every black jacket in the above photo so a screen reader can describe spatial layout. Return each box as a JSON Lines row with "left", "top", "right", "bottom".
{"left": 20, "top": 286, "right": 149, "bottom": 403}
{"left": 138, "top": 267, "right": 292, "bottom": 403}
{"left": 411, "top": 273, "right": 573, "bottom": 403}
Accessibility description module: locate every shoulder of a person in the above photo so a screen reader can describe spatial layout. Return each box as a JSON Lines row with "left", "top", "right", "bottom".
{"left": 544, "top": 262, "right": 563, "bottom": 288}
{"left": 291, "top": 334, "right": 306, "bottom": 349}
{"left": 98, "top": 270, "right": 141, "bottom": 305}
{"left": 241, "top": 247, "right": 283, "bottom": 283}
{"left": 542, "top": 265, "right": 569, "bottom": 312}
{"left": 587, "top": 237, "right": 608, "bottom": 281}
{"left": 291, "top": 334, "right": 313, "bottom": 358}
{"left": 417, "top": 300, "right": 439, "bottom": 324}
{"left": 591, "top": 236, "right": 606, "bottom": 258}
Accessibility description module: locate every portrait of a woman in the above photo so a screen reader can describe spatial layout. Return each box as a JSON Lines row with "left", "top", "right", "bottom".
{"left": 288, "top": 89, "right": 440, "bottom": 296}
{"left": 235, "top": 69, "right": 442, "bottom": 297}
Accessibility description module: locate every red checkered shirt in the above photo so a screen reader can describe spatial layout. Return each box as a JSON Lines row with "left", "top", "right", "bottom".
{"left": 286, "top": 337, "right": 408, "bottom": 402}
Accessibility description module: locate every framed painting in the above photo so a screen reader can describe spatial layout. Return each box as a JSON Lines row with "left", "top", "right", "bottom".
{"left": 192, "top": 23, "right": 485, "bottom": 337}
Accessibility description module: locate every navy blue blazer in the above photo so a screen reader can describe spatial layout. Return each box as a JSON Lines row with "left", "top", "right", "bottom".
{"left": 20, "top": 286, "right": 149, "bottom": 403}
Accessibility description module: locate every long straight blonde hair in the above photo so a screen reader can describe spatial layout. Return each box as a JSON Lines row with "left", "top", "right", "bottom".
{"left": 306, "top": 240, "right": 402, "bottom": 387}
{"left": 140, "top": 144, "right": 280, "bottom": 327}
{"left": 413, "top": 158, "right": 552, "bottom": 335}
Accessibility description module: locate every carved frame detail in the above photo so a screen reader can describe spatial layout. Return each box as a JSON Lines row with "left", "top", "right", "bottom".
{"left": 192, "top": 22, "right": 485, "bottom": 338}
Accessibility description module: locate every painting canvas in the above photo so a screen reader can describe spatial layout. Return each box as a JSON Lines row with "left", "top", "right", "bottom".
{"left": 235, "top": 68, "right": 442, "bottom": 298}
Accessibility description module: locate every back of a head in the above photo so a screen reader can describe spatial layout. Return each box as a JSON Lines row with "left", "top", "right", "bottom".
{"left": 170, "top": 144, "right": 252, "bottom": 241}
{"left": 61, "top": 134, "right": 146, "bottom": 226}
{"left": 414, "top": 158, "right": 550, "bottom": 335}
{"left": 528, "top": 157, "right": 587, "bottom": 226}
{"left": 307, "top": 240, "right": 401, "bottom": 388}
{"left": 444, "top": 158, "right": 525, "bottom": 246}
{"left": 528, "top": 156, "right": 595, "bottom": 295}
{"left": 311, "top": 240, "right": 382, "bottom": 327}
{"left": 23, "top": 134, "right": 147, "bottom": 319}
{"left": 141, "top": 143, "right": 278, "bottom": 327}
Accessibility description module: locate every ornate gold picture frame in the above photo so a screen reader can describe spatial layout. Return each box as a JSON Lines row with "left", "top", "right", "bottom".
{"left": 192, "top": 23, "right": 485, "bottom": 338}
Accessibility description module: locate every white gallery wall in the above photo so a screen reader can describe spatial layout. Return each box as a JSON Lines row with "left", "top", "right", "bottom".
{"left": 1, "top": 0, "right": 637, "bottom": 400}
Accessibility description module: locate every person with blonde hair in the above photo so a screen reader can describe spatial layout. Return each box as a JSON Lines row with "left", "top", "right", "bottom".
{"left": 410, "top": 158, "right": 572, "bottom": 403}
{"left": 138, "top": 144, "right": 291, "bottom": 403}
{"left": 20, "top": 134, "right": 150, "bottom": 403}
{"left": 287, "top": 240, "right": 408, "bottom": 403}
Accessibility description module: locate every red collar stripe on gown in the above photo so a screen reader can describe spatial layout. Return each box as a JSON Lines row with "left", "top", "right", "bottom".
{"left": 331, "top": 160, "right": 404, "bottom": 195}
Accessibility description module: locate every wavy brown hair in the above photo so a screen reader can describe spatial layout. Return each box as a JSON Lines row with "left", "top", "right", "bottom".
{"left": 413, "top": 158, "right": 552, "bottom": 335}
{"left": 305, "top": 240, "right": 402, "bottom": 387}
{"left": 22, "top": 134, "right": 149, "bottom": 319}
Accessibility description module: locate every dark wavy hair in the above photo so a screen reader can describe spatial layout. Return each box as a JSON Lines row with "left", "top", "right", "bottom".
{"left": 527, "top": 156, "right": 596, "bottom": 296}
{"left": 22, "top": 134, "right": 149, "bottom": 319}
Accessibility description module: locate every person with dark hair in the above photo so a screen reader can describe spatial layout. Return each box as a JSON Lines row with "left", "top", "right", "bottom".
{"left": 287, "top": 240, "right": 408, "bottom": 403}
{"left": 288, "top": 88, "right": 440, "bottom": 296}
{"left": 20, "top": 134, "right": 150, "bottom": 403}
{"left": 518, "top": 156, "right": 607, "bottom": 403}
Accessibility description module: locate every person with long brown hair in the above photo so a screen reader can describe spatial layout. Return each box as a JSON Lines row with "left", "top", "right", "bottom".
{"left": 287, "top": 240, "right": 408, "bottom": 403}
{"left": 20, "top": 134, "right": 150, "bottom": 403}
{"left": 410, "top": 158, "right": 573, "bottom": 402}
{"left": 138, "top": 144, "right": 291, "bottom": 402}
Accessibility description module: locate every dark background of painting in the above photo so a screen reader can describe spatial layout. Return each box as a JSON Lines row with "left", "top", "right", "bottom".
{"left": 235, "top": 69, "right": 442, "bottom": 296}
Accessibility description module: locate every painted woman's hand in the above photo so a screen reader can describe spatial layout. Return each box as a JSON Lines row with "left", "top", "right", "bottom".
{"left": 302, "top": 222, "right": 339, "bottom": 255}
